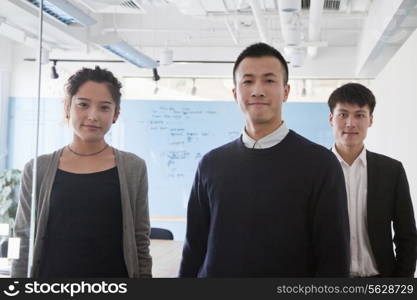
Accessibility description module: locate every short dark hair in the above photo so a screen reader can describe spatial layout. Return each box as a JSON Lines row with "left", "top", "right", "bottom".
{"left": 233, "top": 42, "right": 289, "bottom": 85}
{"left": 65, "top": 66, "right": 122, "bottom": 115}
{"left": 328, "top": 83, "right": 376, "bottom": 114}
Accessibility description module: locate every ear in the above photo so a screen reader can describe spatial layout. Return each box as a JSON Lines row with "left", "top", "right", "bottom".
{"left": 329, "top": 112, "right": 334, "bottom": 126}
{"left": 113, "top": 107, "right": 120, "bottom": 124}
{"left": 232, "top": 87, "right": 237, "bottom": 104}
{"left": 64, "top": 99, "right": 71, "bottom": 119}
{"left": 283, "top": 84, "right": 290, "bottom": 103}
{"left": 369, "top": 114, "right": 373, "bottom": 127}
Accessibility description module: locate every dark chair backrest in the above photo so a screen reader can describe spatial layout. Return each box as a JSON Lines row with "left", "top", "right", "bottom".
{"left": 150, "top": 227, "right": 174, "bottom": 240}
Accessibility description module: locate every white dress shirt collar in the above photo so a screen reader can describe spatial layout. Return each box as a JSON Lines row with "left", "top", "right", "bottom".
{"left": 332, "top": 145, "right": 367, "bottom": 167}
{"left": 242, "top": 122, "right": 289, "bottom": 149}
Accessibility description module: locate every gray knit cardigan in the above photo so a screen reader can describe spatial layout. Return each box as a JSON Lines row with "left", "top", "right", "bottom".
{"left": 11, "top": 147, "right": 152, "bottom": 278}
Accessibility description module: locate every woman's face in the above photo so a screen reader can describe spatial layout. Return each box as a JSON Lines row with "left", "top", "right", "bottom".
{"left": 66, "top": 81, "right": 119, "bottom": 143}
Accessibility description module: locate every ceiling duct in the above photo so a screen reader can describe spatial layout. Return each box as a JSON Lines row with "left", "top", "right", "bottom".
{"left": 278, "top": 0, "right": 302, "bottom": 46}
{"left": 279, "top": 0, "right": 302, "bottom": 12}
{"left": 308, "top": 0, "right": 324, "bottom": 58}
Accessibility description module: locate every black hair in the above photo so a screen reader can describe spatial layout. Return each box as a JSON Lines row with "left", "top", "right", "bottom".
{"left": 328, "top": 83, "right": 376, "bottom": 114}
{"left": 233, "top": 42, "right": 289, "bottom": 84}
{"left": 65, "top": 66, "right": 122, "bottom": 115}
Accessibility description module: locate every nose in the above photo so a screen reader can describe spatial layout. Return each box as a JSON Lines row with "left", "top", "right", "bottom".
{"left": 87, "top": 108, "right": 99, "bottom": 121}
{"left": 250, "top": 81, "right": 265, "bottom": 97}
{"left": 345, "top": 115, "right": 355, "bottom": 127}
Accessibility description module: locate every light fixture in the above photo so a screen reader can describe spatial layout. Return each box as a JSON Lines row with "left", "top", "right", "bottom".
{"left": 26, "top": 0, "right": 97, "bottom": 26}
{"left": 153, "top": 68, "right": 160, "bottom": 81}
{"left": 278, "top": 0, "right": 301, "bottom": 12}
{"left": 191, "top": 78, "right": 197, "bottom": 95}
{"left": 51, "top": 60, "right": 59, "bottom": 79}
{"left": 94, "top": 33, "right": 159, "bottom": 69}
{"left": 301, "top": 79, "right": 306, "bottom": 97}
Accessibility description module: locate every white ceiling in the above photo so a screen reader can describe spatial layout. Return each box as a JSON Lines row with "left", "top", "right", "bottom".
{"left": 1, "top": 0, "right": 417, "bottom": 78}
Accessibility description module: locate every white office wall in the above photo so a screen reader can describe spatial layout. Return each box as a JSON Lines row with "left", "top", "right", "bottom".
{"left": 367, "top": 29, "right": 417, "bottom": 215}
{"left": 0, "top": 36, "right": 14, "bottom": 169}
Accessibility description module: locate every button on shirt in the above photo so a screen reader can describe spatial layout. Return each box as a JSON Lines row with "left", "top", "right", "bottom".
{"left": 332, "top": 146, "right": 379, "bottom": 277}
{"left": 242, "top": 122, "right": 289, "bottom": 149}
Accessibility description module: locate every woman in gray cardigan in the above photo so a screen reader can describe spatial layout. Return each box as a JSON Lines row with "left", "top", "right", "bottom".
{"left": 12, "top": 66, "right": 152, "bottom": 278}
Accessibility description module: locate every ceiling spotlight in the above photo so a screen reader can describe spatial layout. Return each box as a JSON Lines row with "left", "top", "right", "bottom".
{"left": 191, "top": 78, "right": 197, "bottom": 95}
{"left": 301, "top": 79, "right": 306, "bottom": 97}
{"left": 51, "top": 60, "right": 59, "bottom": 79}
{"left": 153, "top": 81, "right": 159, "bottom": 95}
{"left": 153, "top": 68, "right": 160, "bottom": 81}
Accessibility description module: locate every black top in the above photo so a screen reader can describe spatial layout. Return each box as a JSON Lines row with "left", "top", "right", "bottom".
{"left": 38, "top": 167, "right": 128, "bottom": 278}
{"left": 179, "top": 130, "right": 350, "bottom": 277}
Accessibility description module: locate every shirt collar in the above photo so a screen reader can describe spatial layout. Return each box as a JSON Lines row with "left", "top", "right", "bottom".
{"left": 332, "top": 144, "right": 367, "bottom": 167}
{"left": 242, "top": 121, "right": 289, "bottom": 149}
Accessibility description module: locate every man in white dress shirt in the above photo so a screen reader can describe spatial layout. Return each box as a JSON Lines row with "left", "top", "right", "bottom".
{"left": 328, "top": 83, "right": 417, "bottom": 277}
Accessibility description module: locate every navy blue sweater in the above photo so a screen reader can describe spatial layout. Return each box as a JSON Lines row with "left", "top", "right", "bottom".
{"left": 179, "top": 130, "right": 350, "bottom": 277}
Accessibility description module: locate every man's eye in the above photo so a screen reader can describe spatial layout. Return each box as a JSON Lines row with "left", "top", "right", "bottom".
{"left": 78, "top": 103, "right": 88, "bottom": 108}
{"left": 101, "top": 106, "right": 110, "bottom": 111}
{"left": 266, "top": 79, "right": 275, "bottom": 83}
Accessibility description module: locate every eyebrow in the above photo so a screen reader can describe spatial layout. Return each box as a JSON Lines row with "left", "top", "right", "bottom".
{"left": 75, "top": 97, "right": 113, "bottom": 104}
{"left": 242, "top": 72, "right": 278, "bottom": 78}
{"left": 336, "top": 108, "right": 368, "bottom": 113}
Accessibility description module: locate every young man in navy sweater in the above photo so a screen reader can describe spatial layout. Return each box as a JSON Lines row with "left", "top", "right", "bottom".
{"left": 328, "top": 83, "right": 417, "bottom": 277}
{"left": 179, "top": 43, "right": 350, "bottom": 277}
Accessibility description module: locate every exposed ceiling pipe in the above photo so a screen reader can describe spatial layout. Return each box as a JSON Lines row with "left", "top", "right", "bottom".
{"left": 308, "top": 0, "right": 324, "bottom": 58}
{"left": 248, "top": 0, "right": 269, "bottom": 43}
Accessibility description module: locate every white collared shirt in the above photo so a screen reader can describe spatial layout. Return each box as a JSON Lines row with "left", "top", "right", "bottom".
{"left": 242, "top": 122, "right": 289, "bottom": 149}
{"left": 332, "top": 145, "right": 379, "bottom": 277}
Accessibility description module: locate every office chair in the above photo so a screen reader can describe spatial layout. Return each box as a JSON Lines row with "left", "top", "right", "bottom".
{"left": 150, "top": 227, "right": 174, "bottom": 240}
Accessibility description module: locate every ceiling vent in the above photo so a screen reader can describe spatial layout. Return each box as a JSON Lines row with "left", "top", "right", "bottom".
{"left": 302, "top": 0, "right": 341, "bottom": 10}
{"left": 78, "top": 0, "right": 146, "bottom": 14}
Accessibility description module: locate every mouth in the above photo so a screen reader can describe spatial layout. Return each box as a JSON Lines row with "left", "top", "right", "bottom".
{"left": 248, "top": 102, "right": 269, "bottom": 106}
{"left": 343, "top": 132, "right": 358, "bottom": 135}
{"left": 82, "top": 124, "right": 100, "bottom": 129}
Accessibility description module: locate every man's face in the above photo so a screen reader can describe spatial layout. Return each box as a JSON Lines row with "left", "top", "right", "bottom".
{"left": 233, "top": 56, "right": 290, "bottom": 128}
{"left": 329, "top": 102, "right": 373, "bottom": 149}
